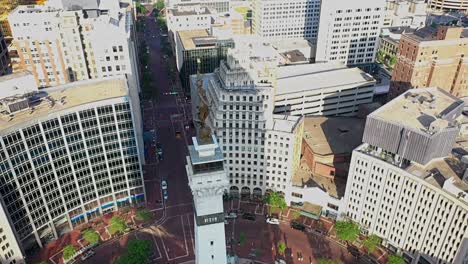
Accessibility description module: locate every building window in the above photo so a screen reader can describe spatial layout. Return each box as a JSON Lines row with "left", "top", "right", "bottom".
{"left": 291, "top": 192, "right": 303, "bottom": 198}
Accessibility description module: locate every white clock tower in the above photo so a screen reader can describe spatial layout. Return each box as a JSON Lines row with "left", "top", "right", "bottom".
{"left": 186, "top": 134, "right": 229, "bottom": 264}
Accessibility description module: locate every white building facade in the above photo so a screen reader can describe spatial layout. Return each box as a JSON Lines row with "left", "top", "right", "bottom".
{"left": 342, "top": 88, "right": 467, "bottom": 264}
{"left": 383, "top": 0, "right": 427, "bottom": 28}
{"left": 0, "top": 77, "right": 145, "bottom": 260}
{"left": 252, "top": 0, "right": 321, "bottom": 40}
{"left": 316, "top": 0, "right": 386, "bottom": 67}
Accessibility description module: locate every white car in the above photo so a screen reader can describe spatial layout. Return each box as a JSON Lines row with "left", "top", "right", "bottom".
{"left": 161, "top": 180, "right": 167, "bottom": 190}
{"left": 266, "top": 218, "right": 280, "bottom": 225}
{"left": 225, "top": 212, "right": 237, "bottom": 219}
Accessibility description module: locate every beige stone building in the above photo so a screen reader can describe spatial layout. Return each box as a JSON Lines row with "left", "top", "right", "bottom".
{"left": 389, "top": 26, "right": 468, "bottom": 99}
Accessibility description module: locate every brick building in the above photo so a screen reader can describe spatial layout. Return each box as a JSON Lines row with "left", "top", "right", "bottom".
{"left": 389, "top": 26, "right": 468, "bottom": 99}
{"left": 301, "top": 117, "right": 365, "bottom": 179}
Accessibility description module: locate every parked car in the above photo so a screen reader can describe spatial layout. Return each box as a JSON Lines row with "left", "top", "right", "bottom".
{"left": 161, "top": 180, "right": 167, "bottom": 190}
{"left": 290, "top": 221, "right": 305, "bottom": 231}
{"left": 225, "top": 212, "right": 237, "bottom": 219}
{"left": 266, "top": 218, "right": 280, "bottom": 225}
{"left": 242, "top": 213, "right": 256, "bottom": 221}
{"left": 163, "top": 189, "right": 168, "bottom": 200}
{"left": 81, "top": 250, "right": 95, "bottom": 261}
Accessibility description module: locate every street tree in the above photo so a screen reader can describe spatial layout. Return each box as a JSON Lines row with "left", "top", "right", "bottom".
{"left": 36, "top": 261, "right": 48, "bottom": 264}
{"left": 388, "top": 55, "right": 397, "bottom": 67}
{"left": 239, "top": 232, "right": 246, "bottom": 246}
{"left": 116, "top": 239, "right": 151, "bottom": 264}
{"left": 334, "top": 220, "right": 359, "bottom": 242}
{"left": 317, "top": 258, "right": 343, "bottom": 264}
{"left": 136, "top": 209, "right": 152, "bottom": 222}
{"left": 363, "top": 234, "right": 381, "bottom": 253}
{"left": 62, "top": 245, "right": 76, "bottom": 260}
{"left": 82, "top": 229, "right": 100, "bottom": 245}
{"left": 388, "top": 255, "right": 405, "bottom": 264}
{"left": 264, "top": 192, "right": 287, "bottom": 212}
{"left": 108, "top": 215, "right": 127, "bottom": 235}
{"left": 154, "top": 0, "right": 164, "bottom": 11}
{"left": 277, "top": 241, "right": 287, "bottom": 255}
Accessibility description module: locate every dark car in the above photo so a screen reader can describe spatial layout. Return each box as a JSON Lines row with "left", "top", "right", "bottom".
{"left": 290, "top": 221, "right": 305, "bottom": 231}
{"left": 242, "top": 213, "right": 256, "bottom": 221}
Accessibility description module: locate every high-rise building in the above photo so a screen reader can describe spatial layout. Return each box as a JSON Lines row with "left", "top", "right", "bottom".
{"left": 190, "top": 40, "right": 304, "bottom": 199}
{"left": 251, "top": 0, "right": 321, "bottom": 40}
{"left": 175, "top": 29, "right": 233, "bottom": 92}
{"left": 0, "top": 28, "right": 10, "bottom": 76}
{"left": 8, "top": 0, "right": 140, "bottom": 90}
{"left": 389, "top": 26, "right": 468, "bottom": 99}
{"left": 0, "top": 75, "right": 145, "bottom": 261}
{"left": 316, "top": 0, "right": 386, "bottom": 67}
{"left": 343, "top": 87, "right": 467, "bottom": 264}
{"left": 186, "top": 135, "right": 228, "bottom": 264}
{"left": 427, "top": 0, "right": 468, "bottom": 13}
{"left": 167, "top": 0, "right": 230, "bottom": 13}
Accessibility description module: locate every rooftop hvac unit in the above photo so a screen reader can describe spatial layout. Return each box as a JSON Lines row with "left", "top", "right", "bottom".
{"left": 3, "top": 98, "right": 30, "bottom": 114}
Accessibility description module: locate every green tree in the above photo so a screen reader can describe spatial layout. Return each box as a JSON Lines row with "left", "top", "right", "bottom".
{"left": 135, "top": 2, "right": 147, "bottom": 14}
{"left": 108, "top": 215, "right": 127, "bottom": 235}
{"left": 36, "top": 261, "right": 48, "bottom": 264}
{"left": 388, "top": 55, "right": 397, "bottom": 67}
{"left": 116, "top": 239, "right": 151, "bottom": 264}
{"left": 377, "top": 50, "right": 385, "bottom": 63}
{"left": 136, "top": 209, "right": 152, "bottom": 222}
{"left": 154, "top": 0, "right": 165, "bottom": 11}
{"left": 334, "top": 220, "right": 359, "bottom": 242}
{"left": 62, "top": 245, "right": 76, "bottom": 260}
{"left": 363, "top": 234, "right": 381, "bottom": 253}
{"left": 264, "top": 192, "right": 287, "bottom": 212}
{"left": 239, "top": 232, "right": 246, "bottom": 246}
{"left": 82, "top": 228, "right": 100, "bottom": 245}
{"left": 277, "top": 241, "right": 287, "bottom": 255}
{"left": 388, "top": 255, "right": 405, "bottom": 264}
{"left": 317, "top": 258, "right": 344, "bottom": 264}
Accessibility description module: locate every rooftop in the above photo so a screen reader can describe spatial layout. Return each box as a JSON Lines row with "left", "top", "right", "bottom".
{"left": 0, "top": 77, "right": 128, "bottom": 133}
{"left": 170, "top": 6, "right": 211, "bottom": 16}
{"left": 404, "top": 26, "right": 467, "bottom": 42}
{"left": 292, "top": 160, "right": 347, "bottom": 198}
{"left": 267, "top": 115, "right": 302, "bottom": 133}
{"left": 371, "top": 87, "right": 463, "bottom": 134}
{"left": 303, "top": 117, "right": 366, "bottom": 156}
{"left": 177, "top": 29, "right": 211, "bottom": 50}
{"left": 279, "top": 50, "right": 307, "bottom": 63}
{"left": 275, "top": 63, "right": 375, "bottom": 95}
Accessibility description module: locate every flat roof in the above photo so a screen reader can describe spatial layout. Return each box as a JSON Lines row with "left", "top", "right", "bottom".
{"left": 267, "top": 115, "right": 302, "bottom": 133}
{"left": 371, "top": 87, "right": 463, "bottom": 133}
{"left": 170, "top": 7, "right": 211, "bottom": 16}
{"left": 188, "top": 144, "right": 224, "bottom": 165}
{"left": 0, "top": 77, "right": 128, "bottom": 132}
{"left": 292, "top": 160, "right": 347, "bottom": 198}
{"left": 275, "top": 63, "right": 375, "bottom": 95}
{"left": 303, "top": 117, "right": 365, "bottom": 156}
{"left": 177, "top": 29, "right": 211, "bottom": 50}
{"left": 280, "top": 50, "right": 307, "bottom": 63}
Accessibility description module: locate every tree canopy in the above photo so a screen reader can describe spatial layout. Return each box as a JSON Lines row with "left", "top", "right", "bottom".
{"left": 388, "top": 255, "right": 405, "bottom": 264}
{"left": 135, "top": 2, "right": 146, "bottom": 14}
{"left": 83, "top": 228, "right": 100, "bottom": 245}
{"left": 116, "top": 239, "right": 151, "bottom": 264}
{"left": 109, "top": 215, "right": 127, "bottom": 235}
{"left": 136, "top": 209, "right": 152, "bottom": 222}
{"left": 277, "top": 241, "right": 287, "bottom": 255}
{"left": 154, "top": 0, "right": 165, "bottom": 11}
{"left": 334, "top": 220, "right": 359, "bottom": 242}
{"left": 62, "top": 245, "right": 76, "bottom": 260}
{"left": 264, "top": 192, "right": 287, "bottom": 210}
{"left": 363, "top": 234, "right": 381, "bottom": 253}
{"left": 317, "top": 258, "right": 344, "bottom": 264}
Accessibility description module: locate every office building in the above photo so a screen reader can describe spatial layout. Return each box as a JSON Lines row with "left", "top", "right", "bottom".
{"left": 343, "top": 87, "right": 467, "bottom": 264}
{"left": 0, "top": 29, "right": 9, "bottom": 76}
{"left": 251, "top": 0, "right": 321, "bottom": 40}
{"left": 175, "top": 29, "right": 233, "bottom": 92}
{"left": 186, "top": 135, "right": 229, "bottom": 264}
{"left": 273, "top": 63, "right": 376, "bottom": 117}
{"left": 167, "top": 0, "right": 230, "bottom": 13}
{"left": 316, "top": 0, "right": 386, "bottom": 67}
{"left": 0, "top": 75, "right": 145, "bottom": 260}
{"left": 378, "top": 27, "right": 414, "bottom": 58}
{"left": 427, "top": 0, "right": 468, "bottom": 13}
{"left": 383, "top": 0, "right": 427, "bottom": 28}
{"left": 167, "top": 6, "right": 213, "bottom": 36}
{"left": 389, "top": 26, "right": 468, "bottom": 99}
{"left": 9, "top": 0, "right": 140, "bottom": 90}
{"left": 190, "top": 40, "right": 303, "bottom": 199}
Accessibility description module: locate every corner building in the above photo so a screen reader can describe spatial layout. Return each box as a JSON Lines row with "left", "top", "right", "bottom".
{"left": 0, "top": 76, "right": 145, "bottom": 262}
{"left": 343, "top": 87, "right": 467, "bottom": 264}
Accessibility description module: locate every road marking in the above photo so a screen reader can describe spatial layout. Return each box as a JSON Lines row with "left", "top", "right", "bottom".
{"left": 186, "top": 214, "right": 195, "bottom": 253}
{"left": 158, "top": 215, "right": 190, "bottom": 261}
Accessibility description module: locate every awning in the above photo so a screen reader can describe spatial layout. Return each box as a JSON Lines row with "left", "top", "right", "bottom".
{"left": 300, "top": 202, "right": 322, "bottom": 220}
